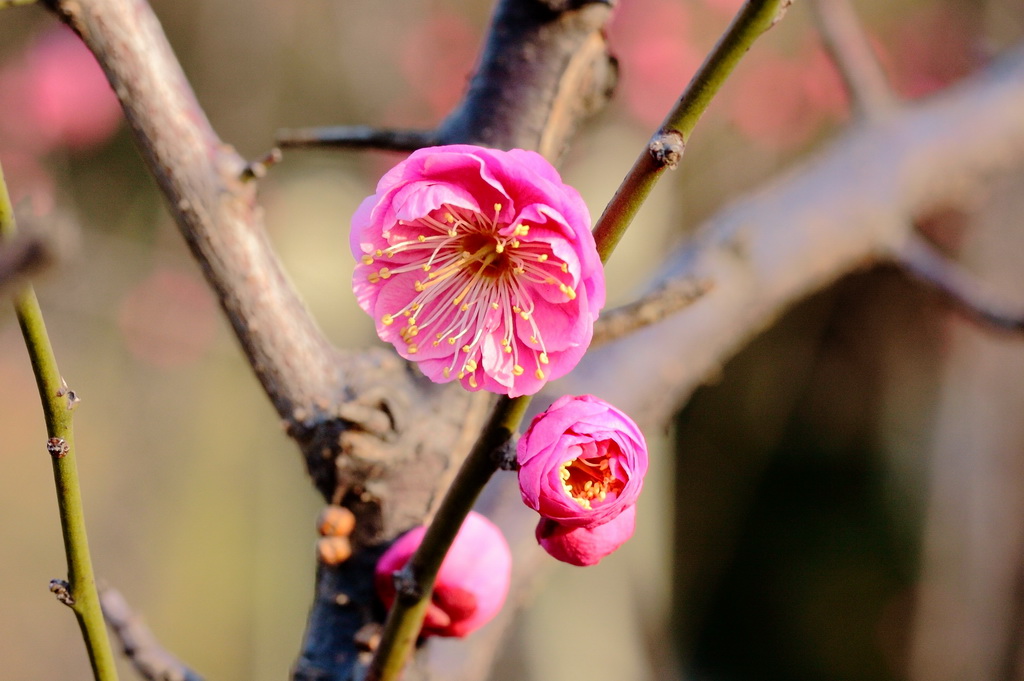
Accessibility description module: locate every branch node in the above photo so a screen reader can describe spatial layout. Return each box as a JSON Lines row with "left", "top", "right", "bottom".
{"left": 46, "top": 437, "right": 69, "bottom": 459}
{"left": 240, "top": 147, "right": 283, "bottom": 182}
{"left": 49, "top": 579, "right": 74, "bottom": 606}
{"left": 56, "top": 377, "right": 80, "bottom": 411}
{"left": 648, "top": 131, "right": 685, "bottom": 170}
{"left": 392, "top": 567, "right": 422, "bottom": 601}
{"left": 491, "top": 436, "right": 520, "bottom": 471}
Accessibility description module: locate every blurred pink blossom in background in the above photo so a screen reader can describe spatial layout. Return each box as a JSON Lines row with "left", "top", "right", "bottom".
{"left": 0, "top": 26, "right": 121, "bottom": 154}
{"left": 398, "top": 10, "right": 480, "bottom": 120}
{"left": 725, "top": 40, "right": 848, "bottom": 150}
{"left": 117, "top": 267, "right": 218, "bottom": 369}
{"left": 608, "top": 0, "right": 702, "bottom": 128}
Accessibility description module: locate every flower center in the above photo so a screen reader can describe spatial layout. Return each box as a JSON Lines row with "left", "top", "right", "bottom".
{"left": 559, "top": 451, "right": 626, "bottom": 510}
{"left": 362, "top": 203, "right": 576, "bottom": 386}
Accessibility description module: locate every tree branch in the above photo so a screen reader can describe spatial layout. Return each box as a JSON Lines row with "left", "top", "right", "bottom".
{"left": 592, "top": 0, "right": 790, "bottom": 261}
{"left": 898, "top": 230, "right": 1024, "bottom": 332}
{"left": 275, "top": 126, "right": 438, "bottom": 152}
{"left": 591, "top": 277, "right": 712, "bottom": 347}
{"left": 810, "top": 0, "right": 896, "bottom": 118}
{"left": 100, "top": 587, "right": 204, "bottom": 681}
{"left": 1, "top": 162, "right": 119, "bottom": 681}
{"left": 564, "top": 44, "right": 1024, "bottom": 431}
{"left": 43, "top": 0, "right": 342, "bottom": 428}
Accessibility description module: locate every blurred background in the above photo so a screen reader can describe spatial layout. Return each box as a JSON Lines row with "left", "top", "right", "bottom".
{"left": 1, "top": 0, "right": 1022, "bottom": 679}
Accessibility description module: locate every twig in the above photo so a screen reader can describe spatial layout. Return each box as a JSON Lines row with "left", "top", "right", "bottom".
{"left": 1, "top": 162, "right": 119, "bottom": 680}
{"left": 275, "top": 126, "right": 438, "bottom": 152}
{"left": 809, "top": 0, "right": 896, "bottom": 119}
{"left": 591, "top": 277, "right": 713, "bottom": 347}
{"left": 898, "top": 231, "right": 1024, "bottom": 332}
{"left": 0, "top": 0, "right": 38, "bottom": 7}
{"left": 100, "top": 587, "right": 204, "bottom": 681}
{"left": 591, "top": 0, "right": 791, "bottom": 262}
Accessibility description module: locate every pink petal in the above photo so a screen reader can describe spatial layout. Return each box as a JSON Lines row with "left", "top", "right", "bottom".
{"left": 536, "top": 504, "right": 637, "bottom": 566}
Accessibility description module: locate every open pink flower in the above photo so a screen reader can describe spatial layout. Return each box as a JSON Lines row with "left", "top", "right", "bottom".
{"left": 351, "top": 145, "right": 605, "bottom": 397}
{"left": 518, "top": 394, "right": 648, "bottom": 530}
{"left": 537, "top": 504, "right": 636, "bottom": 567}
{"left": 374, "top": 511, "right": 512, "bottom": 638}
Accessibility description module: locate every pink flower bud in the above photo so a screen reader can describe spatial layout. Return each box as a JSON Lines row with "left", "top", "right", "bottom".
{"left": 350, "top": 145, "right": 605, "bottom": 397}
{"left": 536, "top": 504, "right": 636, "bottom": 567}
{"left": 517, "top": 394, "right": 648, "bottom": 530}
{"left": 374, "top": 511, "right": 512, "bottom": 638}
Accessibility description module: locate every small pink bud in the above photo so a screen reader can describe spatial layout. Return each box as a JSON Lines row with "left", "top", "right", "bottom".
{"left": 536, "top": 504, "right": 636, "bottom": 567}
{"left": 374, "top": 511, "right": 511, "bottom": 638}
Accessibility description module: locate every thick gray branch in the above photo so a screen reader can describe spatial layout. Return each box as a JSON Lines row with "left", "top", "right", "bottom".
{"left": 564, "top": 46, "right": 1024, "bottom": 429}
{"left": 44, "top": 0, "right": 342, "bottom": 427}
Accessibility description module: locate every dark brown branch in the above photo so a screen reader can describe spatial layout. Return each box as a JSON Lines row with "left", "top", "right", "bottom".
{"left": 275, "top": 126, "right": 438, "bottom": 152}
{"left": 898, "top": 231, "right": 1024, "bottom": 332}
{"left": 591, "top": 277, "right": 712, "bottom": 347}
{"left": 437, "top": 0, "right": 617, "bottom": 161}
{"left": 100, "top": 587, "right": 204, "bottom": 681}
{"left": 810, "top": 0, "right": 896, "bottom": 118}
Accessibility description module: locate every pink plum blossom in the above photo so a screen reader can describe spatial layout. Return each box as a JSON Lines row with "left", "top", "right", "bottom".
{"left": 537, "top": 504, "right": 636, "bottom": 567}
{"left": 351, "top": 145, "right": 605, "bottom": 397}
{"left": 374, "top": 511, "right": 512, "bottom": 638}
{"left": 517, "top": 394, "right": 648, "bottom": 565}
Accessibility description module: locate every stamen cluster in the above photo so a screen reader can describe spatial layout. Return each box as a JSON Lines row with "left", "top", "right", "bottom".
{"left": 351, "top": 145, "right": 605, "bottom": 397}
{"left": 517, "top": 394, "right": 648, "bottom": 566}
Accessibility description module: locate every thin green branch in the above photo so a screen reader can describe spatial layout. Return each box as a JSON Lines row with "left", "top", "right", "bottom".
{"left": 0, "top": 162, "right": 119, "bottom": 681}
{"left": 592, "top": 0, "right": 791, "bottom": 262}
{"left": 0, "top": 0, "right": 38, "bottom": 8}
{"left": 365, "top": 394, "right": 531, "bottom": 681}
